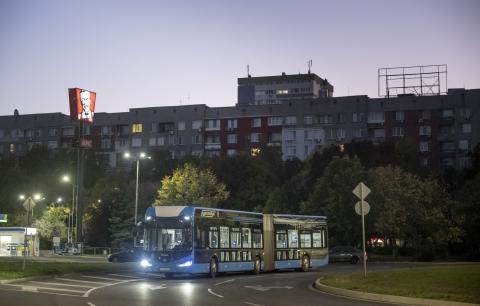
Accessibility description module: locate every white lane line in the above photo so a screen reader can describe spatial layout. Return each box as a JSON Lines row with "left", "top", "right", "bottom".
{"left": 108, "top": 274, "right": 140, "bottom": 279}
{"left": 207, "top": 288, "right": 223, "bottom": 298}
{"left": 244, "top": 302, "right": 264, "bottom": 306}
{"left": 87, "top": 303, "right": 96, "bottom": 306}
{"left": 7, "top": 284, "right": 85, "bottom": 293}
{"left": 83, "top": 278, "right": 144, "bottom": 298}
{"left": 82, "top": 275, "right": 124, "bottom": 282}
{"left": 55, "top": 278, "right": 109, "bottom": 285}
{"left": 29, "top": 281, "right": 95, "bottom": 288}
{"left": 3, "top": 287, "right": 82, "bottom": 297}
{"left": 214, "top": 279, "right": 235, "bottom": 286}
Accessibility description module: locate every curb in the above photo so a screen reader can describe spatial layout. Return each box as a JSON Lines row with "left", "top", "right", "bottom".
{"left": 313, "top": 278, "right": 479, "bottom": 306}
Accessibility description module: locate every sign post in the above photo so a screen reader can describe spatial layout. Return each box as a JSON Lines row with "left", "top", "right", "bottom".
{"left": 22, "top": 197, "right": 37, "bottom": 270}
{"left": 352, "top": 182, "right": 371, "bottom": 277}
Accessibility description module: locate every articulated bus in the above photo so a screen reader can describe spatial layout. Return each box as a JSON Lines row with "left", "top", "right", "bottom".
{"left": 140, "top": 206, "right": 328, "bottom": 277}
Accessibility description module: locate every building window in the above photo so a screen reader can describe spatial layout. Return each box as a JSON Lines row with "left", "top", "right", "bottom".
{"left": 419, "top": 125, "right": 431, "bottom": 137}
{"left": 440, "top": 126, "right": 455, "bottom": 136}
{"left": 392, "top": 127, "right": 405, "bottom": 137}
{"left": 101, "top": 139, "right": 111, "bottom": 149}
{"left": 192, "top": 150, "right": 203, "bottom": 157}
{"left": 441, "top": 142, "right": 455, "bottom": 152}
{"left": 458, "top": 140, "right": 471, "bottom": 151}
{"left": 373, "top": 129, "right": 385, "bottom": 138}
{"left": 352, "top": 112, "right": 365, "bottom": 123}
{"left": 419, "top": 141, "right": 429, "bottom": 152}
{"left": 285, "top": 130, "right": 296, "bottom": 141}
{"left": 395, "top": 111, "right": 404, "bottom": 121}
{"left": 0, "top": 130, "right": 4, "bottom": 138}
{"left": 177, "top": 121, "right": 186, "bottom": 131}
{"left": 206, "top": 135, "right": 220, "bottom": 144}
{"left": 151, "top": 123, "right": 158, "bottom": 133}
{"left": 354, "top": 128, "right": 366, "bottom": 138}
{"left": 268, "top": 116, "right": 282, "bottom": 126}
{"left": 132, "top": 123, "right": 143, "bottom": 133}
{"left": 250, "top": 133, "right": 260, "bottom": 143}
{"left": 368, "top": 112, "right": 385, "bottom": 123}
{"left": 132, "top": 137, "right": 142, "bottom": 147}
{"left": 286, "top": 146, "right": 296, "bottom": 157}
{"left": 269, "top": 133, "right": 282, "bottom": 142}
{"left": 251, "top": 118, "right": 262, "bottom": 128}
{"left": 168, "top": 135, "right": 176, "bottom": 145}
{"left": 192, "top": 134, "right": 203, "bottom": 144}
{"left": 227, "top": 119, "right": 237, "bottom": 129}
{"left": 9, "top": 143, "right": 15, "bottom": 153}
{"left": 48, "top": 128, "right": 57, "bottom": 137}
{"left": 459, "top": 108, "right": 471, "bottom": 119}
{"left": 62, "top": 127, "right": 75, "bottom": 136}
{"left": 148, "top": 137, "right": 157, "bottom": 146}
{"left": 206, "top": 119, "right": 220, "bottom": 130}
{"left": 459, "top": 157, "right": 472, "bottom": 169}
{"left": 318, "top": 114, "right": 333, "bottom": 124}
{"left": 462, "top": 123, "right": 471, "bottom": 133}
{"left": 192, "top": 120, "right": 202, "bottom": 130}
{"left": 227, "top": 149, "right": 237, "bottom": 156}
{"left": 441, "top": 109, "right": 454, "bottom": 119}
{"left": 421, "top": 158, "right": 429, "bottom": 167}
{"left": 337, "top": 113, "right": 345, "bottom": 123}
{"left": 420, "top": 110, "right": 431, "bottom": 120}
{"left": 304, "top": 115, "right": 313, "bottom": 125}
{"left": 178, "top": 135, "right": 184, "bottom": 145}
{"left": 47, "top": 141, "right": 58, "bottom": 149}
{"left": 285, "top": 116, "right": 297, "bottom": 125}
{"left": 276, "top": 89, "right": 289, "bottom": 94}
{"left": 227, "top": 134, "right": 237, "bottom": 144}
{"left": 157, "top": 136, "right": 165, "bottom": 146}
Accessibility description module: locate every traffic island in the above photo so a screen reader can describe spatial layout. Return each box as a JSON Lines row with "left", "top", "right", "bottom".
{"left": 313, "top": 264, "right": 480, "bottom": 306}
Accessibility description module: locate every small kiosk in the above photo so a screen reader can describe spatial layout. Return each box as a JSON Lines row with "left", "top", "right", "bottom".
{"left": 0, "top": 227, "right": 39, "bottom": 256}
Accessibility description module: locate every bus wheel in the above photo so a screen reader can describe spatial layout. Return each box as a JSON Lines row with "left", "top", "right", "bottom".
{"left": 209, "top": 258, "right": 218, "bottom": 278}
{"left": 253, "top": 257, "right": 261, "bottom": 275}
{"left": 301, "top": 255, "right": 310, "bottom": 272}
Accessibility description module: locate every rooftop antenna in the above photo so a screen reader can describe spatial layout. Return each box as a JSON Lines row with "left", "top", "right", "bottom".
{"left": 247, "top": 64, "right": 251, "bottom": 77}
{"left": 307, "top": 59, "right": 312, "bottom": 74}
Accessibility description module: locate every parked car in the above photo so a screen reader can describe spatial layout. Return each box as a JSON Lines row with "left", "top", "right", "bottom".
{"left": 329, "top": 246, "right": 363, "bottom": 264}
{"left": 108, "top": 248, "right": 143, "bottom": 263}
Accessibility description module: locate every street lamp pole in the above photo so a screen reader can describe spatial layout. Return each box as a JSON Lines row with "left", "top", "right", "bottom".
{"left": 62, "top": 175, "right": 75, "bottom": 245}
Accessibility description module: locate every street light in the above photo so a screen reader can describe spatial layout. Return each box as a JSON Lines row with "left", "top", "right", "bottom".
{"left": 18, "top": 193, "right": 42, "bottom": 269}
{"left": 61, "top": 175, "right": 76, "bottom": 244}
{"left": 124, "top": 151, "right": 150, "bottom": 246}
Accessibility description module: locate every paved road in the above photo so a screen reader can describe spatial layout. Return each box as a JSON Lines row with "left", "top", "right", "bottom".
{"left": 0, "top": 262, "right": 419, "bottom": 306}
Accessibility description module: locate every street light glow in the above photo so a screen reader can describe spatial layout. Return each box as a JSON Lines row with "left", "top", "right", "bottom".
{"left": 57, "top": 197, "right": 63, "bottom": 203}
{"left": 140, "top": 152, "right": 146, "bottom": 158}
{"left": 19, "top": 194, "right": 26, "bottom": 200}
{"left": 62, "top": 175, "right": 70, "bottom": 182}
{"left": 124, "top": 152, "right": 131, "bottom": 159}
{"left": 33, "top": 194, "right": 42, "bottom": 201}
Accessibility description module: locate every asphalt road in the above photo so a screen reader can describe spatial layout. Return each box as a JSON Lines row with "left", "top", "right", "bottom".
{"left": 0, "top": 262, "right": 419, "bottom": 306}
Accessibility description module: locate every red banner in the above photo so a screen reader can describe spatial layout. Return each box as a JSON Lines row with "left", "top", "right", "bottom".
{"left": 68, "top": 88, "right": 96, "bottom": 123}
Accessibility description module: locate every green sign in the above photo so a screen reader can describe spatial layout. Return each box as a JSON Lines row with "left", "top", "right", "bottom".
{"left": 0, "top": 214, "right": 7, "bottom": 223}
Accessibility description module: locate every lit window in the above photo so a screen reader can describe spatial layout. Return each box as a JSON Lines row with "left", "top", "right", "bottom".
{"left": 132, "top": 124, "right": 143, "bottom": 133}
{"left": 276, "top": 89, "right": 289, "bottom": 94}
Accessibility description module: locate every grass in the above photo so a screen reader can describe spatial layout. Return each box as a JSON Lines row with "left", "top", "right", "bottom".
{"left": 322, "top": 264, "right": 480, "bottom": 304}
{"left": 0, "top": 261, "right": 137, "bottom": 280}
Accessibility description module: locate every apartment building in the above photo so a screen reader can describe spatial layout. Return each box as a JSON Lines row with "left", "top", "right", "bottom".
{"left": 0, "top": 87, "right": 478, "bottom": 171}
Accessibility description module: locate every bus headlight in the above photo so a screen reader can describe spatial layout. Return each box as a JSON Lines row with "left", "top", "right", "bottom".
{"left": 177, "top": 260, "right": 192, "bottom": 267}
{"left": 140, "top": 259, "right": 152, "bottom": 267}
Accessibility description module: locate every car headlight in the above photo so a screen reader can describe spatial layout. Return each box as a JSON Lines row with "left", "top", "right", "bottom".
{"left": 177, "top": 260, "right": 192, "bottom": 267}
{"left": 140, "top": 259, "right": 152, "bottom": 267}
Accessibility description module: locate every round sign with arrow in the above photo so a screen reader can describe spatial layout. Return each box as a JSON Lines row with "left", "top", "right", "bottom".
{"left": 355, "top": 201, "right": 370, "bottom": 216}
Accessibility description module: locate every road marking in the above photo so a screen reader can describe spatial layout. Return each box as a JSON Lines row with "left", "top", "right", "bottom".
{"left": 82, "top": 275, "right": 124, "bottom": 282}
{"left": 30, "top": 281, "right": 95, "bottom": 288}
{"left": 87, "top": 303, "right": 96, "bottom": 306}
{"left": 207, "top": 288, "right": 223, "bottom": 298}
{"left": 244, "top": 285, "right": 293, "bottom": 291}
{"left": 148, "top": 284, "right": 167, "bottom": 290}
{"left": 21, "top": 286, "right": 38, "bottom": 292}
{"left": 244, "top": 302, "right": 264, "bottom": 306}
{"left": 56, "top": 278, "right": 109, "bottom": 285}
{"left": 108, "top": 274, "right": 140, "bottom": 279}
{"left": 10, "top": 284, "right": 85, "bottom": 293}
{"left": 214, "top": 279, "right": 235, "bottom": 286}
{"left": 83, "top": 278, "right": 143, "bottom": 297}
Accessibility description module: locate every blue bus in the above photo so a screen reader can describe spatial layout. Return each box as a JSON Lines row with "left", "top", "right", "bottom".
{"left": 140, "top": 206, "right": 328, "bottom": 278}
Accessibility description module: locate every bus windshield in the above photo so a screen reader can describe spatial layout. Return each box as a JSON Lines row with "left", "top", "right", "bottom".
{"left": 144, "top": 227, "right": 192, "bottom": 252}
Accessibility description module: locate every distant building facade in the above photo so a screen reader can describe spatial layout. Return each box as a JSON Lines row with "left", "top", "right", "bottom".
{"left": 0, "top": 78, "right": 478, "bottom": 172}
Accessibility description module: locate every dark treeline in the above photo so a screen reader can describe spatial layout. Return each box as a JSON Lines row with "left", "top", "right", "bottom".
{"left": 1, "top": 140, "right": 479, "bottom": 260}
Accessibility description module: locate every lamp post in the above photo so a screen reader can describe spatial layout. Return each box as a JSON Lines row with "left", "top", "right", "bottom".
{"left": 19, "top": 193, "right": 42, "bottom": 270}
{"left": 124, "top": 151, "right": 150, "bottom": 247}
{"left": 62, "top": 175, "right": 75, "bottom": 244}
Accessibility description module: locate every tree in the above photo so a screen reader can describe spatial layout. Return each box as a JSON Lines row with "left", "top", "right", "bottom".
{"left": 154, "top": 163, "right": 229, "bottom": 207}
{"left": 34, "top": 206, "right": 69, "bottom": 240}
{"left": 301, "top": 156, "right": 367, "bottom": 246}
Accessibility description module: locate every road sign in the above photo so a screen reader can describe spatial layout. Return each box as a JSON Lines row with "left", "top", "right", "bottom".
{"left": 0, "top": 213, "right": 7, "bottom": 223}
{"left": 353, "top": 182, "right": 371, "bottom": 200}
{"left": 22, "top": 198, "right": 36, "bottom": 211}
{"left": 355, "top": 201, "right": 370, "bottom": 215}
{"left": 53, "top": 237, "right": 60, "bottom": 247}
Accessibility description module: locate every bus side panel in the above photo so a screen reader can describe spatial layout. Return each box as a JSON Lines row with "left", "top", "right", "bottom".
{"left": 263, "top": 214, "right": 275, "bottom": 271}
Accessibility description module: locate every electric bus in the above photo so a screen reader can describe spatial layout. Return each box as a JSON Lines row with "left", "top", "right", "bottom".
{"left": 140, "top": 206, "right": 328, "bottom": 277}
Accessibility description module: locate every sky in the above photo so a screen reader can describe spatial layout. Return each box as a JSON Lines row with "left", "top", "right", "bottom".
{"left": 0, "top": 0, "right": 479, "bottom": 116}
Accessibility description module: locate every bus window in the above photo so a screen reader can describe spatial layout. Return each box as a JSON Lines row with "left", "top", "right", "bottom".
{"left": 288, "top": 230, "right": 298, "bottom": 248}
{"left": 252, "top": 231, "right": 262, "bottom": 248}
{"left": 220, "top": 226, "right": 229, "bottom": 248}
{"left": 300, "top": 232, "right": 311, "bottom": 248}
{"left": 231, "top": 228, "right": 241, "bottom": 248}
{"left": 276, "top": 230, "right": 287, "bottom": 248}
{"left": 209, "top": 227, "right": 218, "bottom": 248}
{"left": 312, "top": 231, "right": 322, "bottom": 248}
{"left": 242, "top": 228, "right": 251, "bottom": 248}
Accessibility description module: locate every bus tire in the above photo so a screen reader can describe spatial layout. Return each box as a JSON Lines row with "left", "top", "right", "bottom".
{"left": 209, "top": 257, "right": 218, "bottom": 278}
{"left": 253, "top": 257, "right": 261, "bottom": 275}
{"left": 301, "top": 255, "right": 310, "bottom": 272}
